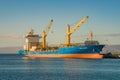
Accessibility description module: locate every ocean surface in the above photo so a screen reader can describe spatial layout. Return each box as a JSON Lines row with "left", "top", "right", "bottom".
{"left": 0, "top": 54, "right": 120, "bottom": 80}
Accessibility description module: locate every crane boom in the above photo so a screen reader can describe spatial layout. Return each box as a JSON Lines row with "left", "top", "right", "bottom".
{"left": 69, "top": 16, "right": 89, "bottom": 35}
{"left": 67, "top": 16, "right": 89, "bottom": 46}
{"left": 45, "top": 19, "right": 53, "bottom": 36}
{"left": 42, "top": 19, "right": 53, "bottom": 49}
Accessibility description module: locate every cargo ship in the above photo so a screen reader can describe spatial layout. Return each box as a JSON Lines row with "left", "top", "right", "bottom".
{"left": 19, "top": 16, "right": 105, "bottom": 59}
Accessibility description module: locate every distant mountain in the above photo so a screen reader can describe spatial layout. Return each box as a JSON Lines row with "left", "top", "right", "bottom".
{"left": 0, "top": 46, "right": 22, "bottom": 54}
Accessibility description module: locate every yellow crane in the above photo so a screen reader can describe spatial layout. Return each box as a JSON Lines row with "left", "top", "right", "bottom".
{"left": 28, "top": 28, "right": 34, "bottom": 35}
{"left": 66, "top": 16, "right": 89, "bottom": 46}
{"left": 42, "top": 19, "right": 53, "bottom": 49}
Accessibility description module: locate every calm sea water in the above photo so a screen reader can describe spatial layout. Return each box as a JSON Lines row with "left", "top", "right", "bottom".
{"left": 0, "top": 54, "right": 120, "bottom": 80}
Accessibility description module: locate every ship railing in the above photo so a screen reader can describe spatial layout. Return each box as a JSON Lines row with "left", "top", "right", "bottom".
{"left": 31, "top": 47, "right": 59, "bottom": 52}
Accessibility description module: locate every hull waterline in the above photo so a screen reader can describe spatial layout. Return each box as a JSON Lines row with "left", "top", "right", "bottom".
{"left": 25, "top": 54, "right": 103, "bottom": 59}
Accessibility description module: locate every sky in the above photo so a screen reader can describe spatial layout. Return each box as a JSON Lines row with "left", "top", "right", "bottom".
{"left": 0, "top": 0, "right": 120, "bottom": 49}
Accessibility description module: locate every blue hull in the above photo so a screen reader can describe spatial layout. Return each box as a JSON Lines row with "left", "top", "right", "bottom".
{"left": 19, "top": 45, "right": 104, "bottom": 55}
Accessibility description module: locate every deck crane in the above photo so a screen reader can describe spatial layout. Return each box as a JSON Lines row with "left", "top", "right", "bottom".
{"left": 66, "top": 16, "right": 89, "bottom": 46}
{"left": 42, "top": 19, "right": 53, "bottom": 49}
{"left": 28, "top": 28, "right": 34, "bottom": 35}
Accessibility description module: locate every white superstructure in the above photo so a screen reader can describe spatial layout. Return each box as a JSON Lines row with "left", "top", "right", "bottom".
{"left": 24, "top": 29, "right": 41, "bottom": 51}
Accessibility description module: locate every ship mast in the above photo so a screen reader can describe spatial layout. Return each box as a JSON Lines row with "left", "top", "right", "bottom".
{"left": 90, "top": 31, "right": 93, "bottom": 42}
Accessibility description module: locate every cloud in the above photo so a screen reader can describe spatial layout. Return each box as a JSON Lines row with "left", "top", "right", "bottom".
{"left": 0, "top": 35, "right": 22, "bottom": 39}
{"left": 94, "top": 33, "right": 120, "bottom": 37}
{"left": 73, "top": 33, "right": 120, "bottom": 37}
